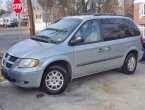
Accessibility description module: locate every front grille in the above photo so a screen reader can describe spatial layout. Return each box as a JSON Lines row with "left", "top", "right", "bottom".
{"left": 9, "top": 56, "right": 18, "bottom": 62}
{"left": 6, "top": 63, "right": 13, "bottom": 68}
{"left": 3, "top": 53, "right": 18, "bottom": 69}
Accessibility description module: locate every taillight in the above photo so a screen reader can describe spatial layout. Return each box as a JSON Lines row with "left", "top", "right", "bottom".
{"left": 140, "top": 36, "right": 144, "bottom": 46}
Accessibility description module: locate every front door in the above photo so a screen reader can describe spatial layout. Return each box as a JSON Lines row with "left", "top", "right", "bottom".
{"left": 72, "top": 20, "right": 105, "bottom": 78}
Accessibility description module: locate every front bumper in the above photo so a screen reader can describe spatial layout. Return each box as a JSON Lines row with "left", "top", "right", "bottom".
{"left": 1, "top": 67, "right": 43, "bottom": 88}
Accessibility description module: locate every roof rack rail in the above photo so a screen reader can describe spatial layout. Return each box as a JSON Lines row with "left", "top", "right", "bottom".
{"left": 77, "top": 13, "right": 124, "bottom": 16}
{"left": 77, "top": 13, "right": 125, "bottom": 17}
{"left": 94, "top": 13, "right": 123, "bottom": 16}
{"left": 77, "top": 13, "right": 95, "bottom": 15}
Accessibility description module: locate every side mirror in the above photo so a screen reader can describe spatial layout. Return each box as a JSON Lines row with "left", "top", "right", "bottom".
{"left": 70, "top": 37, "right": 84, "bottom": 45}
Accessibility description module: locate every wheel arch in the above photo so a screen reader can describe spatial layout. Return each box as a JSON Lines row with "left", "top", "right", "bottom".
{"left": 125, "top": 48, "right": 138, "bottom": 60}
{"left": 122, "top": 47, "right": 138, "bottom": 67}
{"left": 122, "top": 49, "right": 138, "bottom": 75}
{"left": 41, "top": 56, "right": 73, "bottom": 82}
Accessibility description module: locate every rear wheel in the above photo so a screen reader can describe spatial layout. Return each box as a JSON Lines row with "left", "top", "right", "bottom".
{"left": 122, "top": 53, "right": 137, "bottom": 75}
{"left": 41, "top": 65, "right": 69, "bottom": 95}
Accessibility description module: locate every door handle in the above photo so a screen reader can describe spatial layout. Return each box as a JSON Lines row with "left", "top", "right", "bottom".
{"left": 105, "top": 47, "right": 112, "bottom": 51}
{"left": 97, "top": 48, "right": 104, "bottom": 53}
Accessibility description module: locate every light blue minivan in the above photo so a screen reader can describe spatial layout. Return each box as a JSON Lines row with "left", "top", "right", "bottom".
{"left": 1, "top": 14, "right": 144, "bottom": 95}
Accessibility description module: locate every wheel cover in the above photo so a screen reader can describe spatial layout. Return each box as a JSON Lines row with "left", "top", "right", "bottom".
{"left": 45, "top": 70, "right": 64, "bottom": 91}
{"left": 127, "top": 57, "right": 136, "bottom": 72}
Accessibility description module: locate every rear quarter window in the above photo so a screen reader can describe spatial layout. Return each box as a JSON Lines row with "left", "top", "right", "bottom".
{"left": 101, "top": 18, "right": 127, "bottom": 41}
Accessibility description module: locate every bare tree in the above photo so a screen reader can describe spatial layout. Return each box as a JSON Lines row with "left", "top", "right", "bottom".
{"left": 0, "top": 9, "right": 5, "bottom": 16}
{"left": 73, "top": 0, "right": 118, "bottom": 14}
{"left": 89, "top": 0, "right": 119, "bottom": 14}
{"left": 37, "top": 0, "right": 54, "bottom": 25}
{"left": 37, "top": 0, "right": 121, "bottom": 22}
{"left": 124, "top": 0, "right": 134, "bottom": 17}
{"left": 4, "top": 0, "right": 13, "bottom": 14}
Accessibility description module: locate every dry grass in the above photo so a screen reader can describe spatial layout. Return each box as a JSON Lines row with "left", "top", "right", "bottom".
{"left": 0, "top": 53, "right": 3, "bottom": 58}
{"left": 0, "top": 51, "right": 4, "bottom": 58}
{"left": 0, "top": 51, "right": 4, "bottom": 82}
{"left": 0, "top": 74, "right": 4, "bottom": 82}
{"left": 0, "top": 60, "right": 4, "bottom": 82}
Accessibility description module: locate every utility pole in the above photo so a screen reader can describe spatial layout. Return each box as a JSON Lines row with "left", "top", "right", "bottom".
{"left": 123, "top": 0, "right": 125, "bottom": 16}
{"left": 26, "top": 0, "right": 35, "bottom": 36}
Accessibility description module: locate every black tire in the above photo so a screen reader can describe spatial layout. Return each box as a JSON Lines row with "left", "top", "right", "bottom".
{"left": 122, "top": 53, "right": 137, "bottom": 75}
{"left": 41, "top": 65, "right": 69, "bottom": 95}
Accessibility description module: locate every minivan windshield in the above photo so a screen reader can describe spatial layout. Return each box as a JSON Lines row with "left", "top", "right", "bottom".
{"left": 34, "top": 18, "right": 82, "bottom": 44}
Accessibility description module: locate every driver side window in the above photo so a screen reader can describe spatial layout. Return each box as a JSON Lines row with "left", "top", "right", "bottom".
{"left": 75, "top": 20, "right": 101, "bottom": 44}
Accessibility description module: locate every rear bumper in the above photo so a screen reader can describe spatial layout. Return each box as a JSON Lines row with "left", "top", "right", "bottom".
{"left": 1, "top": 67, "right": 43, "bottom": 88}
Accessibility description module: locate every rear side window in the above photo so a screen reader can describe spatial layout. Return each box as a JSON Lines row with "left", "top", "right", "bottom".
{"left": 101, "top": 18, "right": 140, "bottom": 41}
{"left": 101, "top": 18, "right": 127, "bottom": 41}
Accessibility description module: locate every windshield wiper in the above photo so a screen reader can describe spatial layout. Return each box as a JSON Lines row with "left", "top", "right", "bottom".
{"left": 31, "top": 35, "right": 57, "bottom": 44}
{"left": 45, "top": 28, "right": 67, "bottom": 32}
{"left": 31, "top": 36, "right": 48, "bottom": 43}
{"left": 36, "top": 35, "right": 48, "bottom": 40}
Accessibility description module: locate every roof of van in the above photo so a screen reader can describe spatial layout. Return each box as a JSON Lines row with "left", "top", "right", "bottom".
{"left": 65, "top": 14, "right": 130, "bottom": 20}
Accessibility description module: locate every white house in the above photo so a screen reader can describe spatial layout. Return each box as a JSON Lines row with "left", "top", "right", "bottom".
{"left": 33, "top": 8, "right": 50, "bottom": 31}
{"left": 0, "top": 12, "right": 26, "bottom": 22}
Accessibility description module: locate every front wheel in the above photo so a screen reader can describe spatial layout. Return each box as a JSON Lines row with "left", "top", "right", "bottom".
{"left": 122, "top": 53, "right": 137, "bottom": 75}
{"left": 41, "top": 65, "right": 69, "bottom": 95}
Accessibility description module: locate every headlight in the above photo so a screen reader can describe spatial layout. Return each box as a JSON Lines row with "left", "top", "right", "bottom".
{"left": 18, "top": 59, "right": 39, "bottom": 68}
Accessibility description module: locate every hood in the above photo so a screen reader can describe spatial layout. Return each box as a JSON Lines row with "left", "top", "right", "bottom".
{"left": 7, "top": 39, "right": 56, "bottom": 59}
